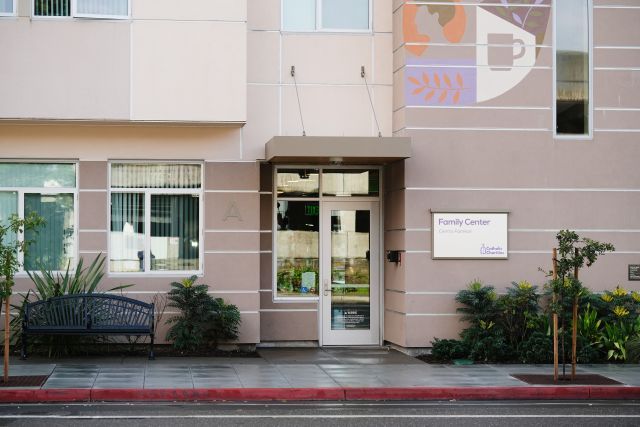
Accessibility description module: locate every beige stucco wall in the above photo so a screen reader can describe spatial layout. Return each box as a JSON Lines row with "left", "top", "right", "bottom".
{"left": 0, "top": 1, "right": 247, "bottom": 123}
{"left": 391, "top": 0, "right": 640, "bottom": 348}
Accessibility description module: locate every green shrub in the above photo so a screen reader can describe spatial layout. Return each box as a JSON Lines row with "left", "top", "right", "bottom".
{"left": 498, "top": 280, "right": 540, "bottom": 350}
{"left": 518, "top": 331, "right": 553, "bottom": 363}
{"left": 431, "top": 338, "right": 468, "bottom": 361}
{"left": 166, "top": 275, "right": 241, "bottom": 353}
{"left": 207, "top": 297, "right": 241, "bottom": 347}
{"left": 627, "top": 336, "right": 640, "bottom": 363}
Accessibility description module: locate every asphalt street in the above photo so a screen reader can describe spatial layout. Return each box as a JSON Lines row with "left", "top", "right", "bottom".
{"left": 0, "top": 401, "right": 639, "bottom": 426}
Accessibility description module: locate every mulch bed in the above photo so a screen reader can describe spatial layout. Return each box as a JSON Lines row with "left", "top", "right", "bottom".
{"left": 512, "top": 373, "right": 622, "bottom": 385}
{"left": 0, "top": 376, "right": 48, "bottom": 388}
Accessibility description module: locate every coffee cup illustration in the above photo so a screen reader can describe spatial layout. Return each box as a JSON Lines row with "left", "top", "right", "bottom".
{"left": 487, "top": 33, "right": 525, "bottom": 71}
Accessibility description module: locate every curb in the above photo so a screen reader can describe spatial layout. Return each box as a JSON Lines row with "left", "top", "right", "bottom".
{"left": 1, "top": 386, "right": 640, "bottom": 403}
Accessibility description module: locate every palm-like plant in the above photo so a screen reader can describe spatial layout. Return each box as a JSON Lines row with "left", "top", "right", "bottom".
{"left": 166, "top": 275, "right": 240, "bottom": 352}
{"left": 455, "top": 279, "right": 499, "bottom": 326}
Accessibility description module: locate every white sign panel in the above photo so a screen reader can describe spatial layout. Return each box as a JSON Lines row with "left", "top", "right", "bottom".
{"left": 432, "top": 212, "right": 508, "bottom": 259}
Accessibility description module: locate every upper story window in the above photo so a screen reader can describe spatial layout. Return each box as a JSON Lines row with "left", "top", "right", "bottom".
{"left": 0, "top": 162, "right": 77, "bottom": 272}
{"left": 33, "top": 0, "right": 129, "bottom": 19}
{"left": 109, "top": 163, "right": 202, "bottom": 274}
{"left": 555, "top": 0, "right": 592, "bottom": 137}
{"left": 0, "top": 0, "right": 16, "bottom": 16}
{"left": 282, "top": 0, "right": 371, "bottom": 32}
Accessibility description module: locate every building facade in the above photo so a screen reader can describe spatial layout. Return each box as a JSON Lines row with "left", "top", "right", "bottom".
{"left": 0, "top": 0, "right": 638, "bottom": 351}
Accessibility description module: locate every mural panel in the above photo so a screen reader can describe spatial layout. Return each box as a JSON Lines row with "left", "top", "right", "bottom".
{"left": 403, "top": 0, "right": 551, "bottom": 106}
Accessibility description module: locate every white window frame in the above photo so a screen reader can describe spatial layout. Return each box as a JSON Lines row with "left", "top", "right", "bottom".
{"left": 32, "top": 0, "right": 130, "bottom": 20}
{"left": 272, "top": 165, "right": 382, "bottom": 302}
{"left": 107, "top": 161, "right": 204, "bottom": 277}
{"left": 0, "top": 161, "right": 79, "bottom": 275}
{"left": 553, "top": 0, "right": 593, "bottom": 140}
{"left": 0, "top": 0, "right": 17, "bottom": 17}
{"left": 281, "top": 0, "right": 373, "bottom": 33}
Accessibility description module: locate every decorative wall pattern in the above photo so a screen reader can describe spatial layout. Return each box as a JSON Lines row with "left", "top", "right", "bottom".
{"left": 403, "top": 0, "right": 551, "bottom": 106}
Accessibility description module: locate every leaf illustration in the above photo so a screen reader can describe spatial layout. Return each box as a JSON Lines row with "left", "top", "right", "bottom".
{"left": 456, "top": 72, "right": 463, "bottom": 88}
{"left": 422, "top": 72, "right": 430, "bottom": 85}
{"left": 424, "top": 90, "right": 435, "bottom": 101}
{"left": 408, "top": 76, "right": 420, "bottom": 86}
{"left": 412, "top": 86, "right": 425, "bottom": 95}
{"left": 452, "top": 90, "right": 460, "bottom": 104}
{"left": 443, "top": 73, "right": 452, "bottom": 88}
{"left": 433, "top": 73, "right": 441, "bottom": 88}
{"left": 438, "top": 90, "right": 447, "bottom": 103}
{"left": 512, "top": 12, "right": 523, "bottom": 25}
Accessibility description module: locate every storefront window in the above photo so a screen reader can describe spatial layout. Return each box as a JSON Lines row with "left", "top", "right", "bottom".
{"left": 276, "top": 168, "right": 319, "bottom": 198}
{"left": 276, "top": 200, "right": 319, "bottom": 297}
{"left": 323, "top": 169, "right": 379, "bottom": 197}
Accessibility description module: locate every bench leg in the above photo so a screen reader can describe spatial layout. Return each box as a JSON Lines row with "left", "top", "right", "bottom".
{"left": 20, "top": 333, "right": 27, "bottom": 360}
{"left": 149, "top": 333, "right": 155, "bottom": 360}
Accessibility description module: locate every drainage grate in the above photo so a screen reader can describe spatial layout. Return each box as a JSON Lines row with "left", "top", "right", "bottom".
{"left": 512, "top": 373, "right": 622, "bottom": 385}
{"left": 0, "top": 375, "right": 49, "bottom": 387}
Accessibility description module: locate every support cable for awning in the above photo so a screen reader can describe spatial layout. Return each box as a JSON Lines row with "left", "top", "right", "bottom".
{"left": 290, "top": 66, "right": 306, "bottom": 136}
{"left": 362, "top": 66, "right": 382, "bottom": 137}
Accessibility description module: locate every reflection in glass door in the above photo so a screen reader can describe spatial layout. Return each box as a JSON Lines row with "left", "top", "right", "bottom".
{"left": 322, "top": 201, "right": 379, "bottom": 346}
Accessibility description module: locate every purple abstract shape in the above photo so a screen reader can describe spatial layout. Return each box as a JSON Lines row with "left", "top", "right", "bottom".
{"left": 512, "top": 12, "right": 523, "bottom": 25}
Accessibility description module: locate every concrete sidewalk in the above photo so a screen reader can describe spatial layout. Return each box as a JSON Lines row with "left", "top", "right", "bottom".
{"left": 2, "top": 348, "right": 640, "bottom": 402}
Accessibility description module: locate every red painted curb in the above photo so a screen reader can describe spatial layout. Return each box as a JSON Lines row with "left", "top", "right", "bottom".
{"left": 0, "top": 390, "right": 36, "bottom": 402}
{"left": 0, "top": 388, "right": 91, "bottom": 403}
{"left": 344, "top": 386, "right": 592, "bottom": 401}
{"left": 2, "top": 386, "right": 640, "bottom": 403}
{"left": 590, "top": 386, "right": 640, "bottom": 400}
{"left": 35, "top": 388, "right": 91, "bottom": 402}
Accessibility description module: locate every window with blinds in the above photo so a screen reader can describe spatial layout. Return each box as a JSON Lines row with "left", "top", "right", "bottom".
{"left": 0, "top": 163, "right": 77, "bottom": 272}
{"left": 33, "top": 0, "right": 129, "bottom": 18}
{"left": 109, "top": 163, "right": 202, "bottom": 274}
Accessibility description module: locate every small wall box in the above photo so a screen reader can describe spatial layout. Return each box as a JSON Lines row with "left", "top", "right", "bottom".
{"left": 386, "top": 250, "right": 401, "bottom": 263}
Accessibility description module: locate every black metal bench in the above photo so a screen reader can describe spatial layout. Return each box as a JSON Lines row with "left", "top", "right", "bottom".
{"left": 21, "top": 294, "right": 155, "bottom": 360}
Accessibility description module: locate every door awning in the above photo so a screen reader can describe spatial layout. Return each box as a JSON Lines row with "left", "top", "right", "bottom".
{"left": 265, "top": 136, "right": 411, "bottom": 165}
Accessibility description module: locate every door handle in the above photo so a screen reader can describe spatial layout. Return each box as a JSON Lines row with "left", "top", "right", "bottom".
{"left": 323, "top": 279, "right": 331, "bottom": 297}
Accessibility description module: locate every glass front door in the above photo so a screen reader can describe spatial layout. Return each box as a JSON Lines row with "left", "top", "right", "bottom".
{"left": 321, "top": 201, "right": 379, "bottom": 346}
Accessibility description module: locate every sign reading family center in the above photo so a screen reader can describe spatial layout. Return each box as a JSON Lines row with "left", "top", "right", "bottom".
{"left": 432, "top": 212, "right": 508, "bottom": 259}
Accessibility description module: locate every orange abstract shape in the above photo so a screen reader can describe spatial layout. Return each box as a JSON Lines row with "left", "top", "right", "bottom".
{"left": 438, "top": 90, "right": 448, "bottom": 103}
{"left": 442, "top": 0, "right": 466, "bottom": 43}
{"left": 412, "top": 87, "right": 425, "bottom": 95}
{"left": 433, "top": 73, "right": 441, "bottom": 88}
{"left": 456, "top": 72, "right": 463, "bottom": 88}
{"left": 422, "top": 73, "right": 430, "bottom": 85}
{"left": 403, "top": 4, "right": 429, "bottom": 56}
{"left": 452, "top": 90, "right": 461, "bottom": 104}
{"left": 408, "top": 76, "right": 421, "bottom": 86}
{"left": 443, "top": 74, "right": 452, "bottom": 88}
{"left": 424, "top": 90, "right": 435, "bottom": 101}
